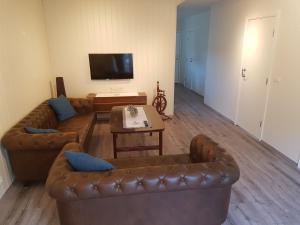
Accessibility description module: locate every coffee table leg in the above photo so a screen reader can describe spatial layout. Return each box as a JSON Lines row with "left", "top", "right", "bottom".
{"left": 159, "top": 131, "right": 163, "bottom": 156}
{"left": 113, "top": 133, "right": 118, "bottom": 158}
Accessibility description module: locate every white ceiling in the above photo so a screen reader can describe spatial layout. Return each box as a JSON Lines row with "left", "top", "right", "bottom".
{"left": 178, "top": 0, "right": 223, "bottom": 18}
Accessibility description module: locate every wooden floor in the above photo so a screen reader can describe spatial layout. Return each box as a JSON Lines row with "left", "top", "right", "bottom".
{"left": 1, "top": 85, "right": 300, "bottom": 225}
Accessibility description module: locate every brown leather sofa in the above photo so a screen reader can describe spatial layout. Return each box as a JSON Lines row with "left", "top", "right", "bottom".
{"left": 1, "top": 98, "right": 96, "bottom": 183}
{"left": 46, "top": 135, "right": 240, "bottom": 225}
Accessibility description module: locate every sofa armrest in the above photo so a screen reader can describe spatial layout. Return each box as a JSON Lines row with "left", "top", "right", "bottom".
{"left": 69, "top": 98, "right": 94, "bottom": 114}
{"left": 190, "top": 135, "right": 219, "bottom": 163}
{"left": 46, "top": 142, "right": 240, "bottom": 202}
{"left": 2, "top": 130, "right": 79, "bottom": 152}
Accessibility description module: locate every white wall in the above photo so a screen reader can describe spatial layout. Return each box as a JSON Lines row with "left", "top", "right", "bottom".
{"left": 205, "top": 0, "right": 300, "bottom": 162}
{"left": 177, "top": 9, "right": 211, "bottom": 96}
{"left": 0, "top": 0, "right": 52, "bottom": 197}
{"left": 43, "top": 0, "right": 182, "bottom": 115}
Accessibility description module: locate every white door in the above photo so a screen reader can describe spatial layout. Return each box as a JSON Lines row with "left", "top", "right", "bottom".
{"left": 182, "top": 31, "right": 192, "bottom": 88}
{"left": 183, "top": 58, "right": 192, "bottom": 89}
{"left": 190, "top": 57, "right": 205, "bottom": 96}
{"left": 175, "top": 32, "right": 181, "bottom": 83}
{"left": 237, "top": 16, "right": 276, "bottom": 139}
{"left": 180, "top": 28, "right": 207, "bottom": 95}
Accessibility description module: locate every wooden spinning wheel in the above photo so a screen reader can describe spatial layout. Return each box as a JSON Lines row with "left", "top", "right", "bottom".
{"left": 152, "top": 93, "right": 167, "bottom": 114}
{"left": 152, "top": 81, "right": 171, "bottom": 120}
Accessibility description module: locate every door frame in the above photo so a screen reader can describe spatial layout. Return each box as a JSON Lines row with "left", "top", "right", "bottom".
{"left": 234, "top": 11, "right": 281, "bottom": 140}
{"left": 175, "top": 32, "right": 182, "bottom": 83}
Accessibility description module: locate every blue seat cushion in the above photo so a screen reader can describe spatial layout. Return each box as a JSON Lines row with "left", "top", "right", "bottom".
{"left": 24, "top": 127, "right": 59, "bottom": 134}
{"left": 48, "top": 95, "right": 77, "bottom": 121}
{"left": 64, "top": 151, "right": 114, "bottom": 172}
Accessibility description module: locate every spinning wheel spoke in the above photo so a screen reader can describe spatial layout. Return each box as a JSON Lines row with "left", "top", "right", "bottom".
{"left": 152, "top": 96, "right": 167, "bottom": 114}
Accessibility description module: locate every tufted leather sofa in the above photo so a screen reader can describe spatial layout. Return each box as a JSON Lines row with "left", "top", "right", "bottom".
{"left": 1, "top": 98, "right": 96, "bottom": 183}
{"left": 46, "top": 135, "right": 240, "bottom": 225}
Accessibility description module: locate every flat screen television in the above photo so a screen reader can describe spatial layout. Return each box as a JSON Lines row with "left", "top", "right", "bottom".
{"left": 89, "top": 53, "right": 133, "bottom": 80}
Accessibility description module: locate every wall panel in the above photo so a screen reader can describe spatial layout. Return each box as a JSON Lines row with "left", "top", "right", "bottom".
{"left": 43, "top": 0, "right": 182, "bottom": 115}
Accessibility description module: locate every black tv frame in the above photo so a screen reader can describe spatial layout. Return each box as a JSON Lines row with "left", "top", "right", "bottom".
{"left": 89, "top": 53, "right": 134, "bottom": 80}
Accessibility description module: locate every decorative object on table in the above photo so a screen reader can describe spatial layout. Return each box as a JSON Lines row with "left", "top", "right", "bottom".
{"left": 56, "top": 77, "right": 66, "bottom": 97}
{"left": 123, "top": 106, "right": 149, "bottom": 129}
{"left": 152, "top": 81, "right": 171, "bottom": 120}
{"left": 127, "top": 105, "right": 138, "bottom": 117}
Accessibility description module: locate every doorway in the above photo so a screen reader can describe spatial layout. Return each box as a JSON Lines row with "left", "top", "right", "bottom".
{"left": 175, "top": 5, "right": 211, "bottom": 97}
{"left": 237, "top": 16, "right": 277, "bottom": 139}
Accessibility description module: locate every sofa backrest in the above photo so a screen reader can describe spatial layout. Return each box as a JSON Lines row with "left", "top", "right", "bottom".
{"left": 12, "top": 100, "right": 59, "bottom": 130}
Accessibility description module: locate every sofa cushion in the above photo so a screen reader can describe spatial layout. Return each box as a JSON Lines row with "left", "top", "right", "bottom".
{"left": 64, "top": 151, "right": 113, "bottom": 172}
{"left": 24, "top": 127, "right": 59, "bottom": 134}
{"left": 48, "top": 95, "right": 77, "bottom": 121}
{"left": 57, "top": 112, "right": 95, "bottom": 145}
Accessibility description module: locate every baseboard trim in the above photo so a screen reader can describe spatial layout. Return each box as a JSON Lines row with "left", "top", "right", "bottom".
{"left": 0, "top": 145, "right": 15, "bottom": 199}
{"left": 203, "top": 102, "right": 235, "bottom": 125}
{"left": 0, "top": 178, "right": 13, "bottom": 199}
{"left": 203, "top": 100, "right": 298, "bottom": 170}
{"left": 261, "top": 141, "right": 298, "bottom": 168}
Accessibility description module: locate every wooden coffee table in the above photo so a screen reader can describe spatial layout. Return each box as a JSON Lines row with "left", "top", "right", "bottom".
{"left": 110, "top": 105, "right": 165, "bottom": 158}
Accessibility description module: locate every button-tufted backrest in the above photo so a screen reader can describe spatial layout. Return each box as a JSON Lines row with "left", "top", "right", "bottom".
{"left": 1, "top": 100, "right": 59, "bottom": 150}
{"left": 69, "top": 98, "right": 93, "bottom": 114}
{"left": 14, "top": 101, "right": 59, "bottom": 130}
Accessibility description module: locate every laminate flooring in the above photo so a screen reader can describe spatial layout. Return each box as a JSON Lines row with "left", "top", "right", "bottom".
{"left": 1, "top": 84, "right": 300, "bottom": 225}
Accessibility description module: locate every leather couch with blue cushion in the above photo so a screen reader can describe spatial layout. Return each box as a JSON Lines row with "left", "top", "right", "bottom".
{"left": 1, "top": 98, "right": 96, "bottom": 183}
{"left": 46, "top": 135, "right": 240, "bottom": 225}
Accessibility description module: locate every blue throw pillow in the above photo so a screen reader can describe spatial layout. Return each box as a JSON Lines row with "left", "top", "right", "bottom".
{"left": 64, "top": 151, "right": 114, "bottom": 172}
{"left": 48, "top": 95, "right": 77, "bottom": 121}
{"left": 24, "top": 127, "right": 59, "bottom": 134}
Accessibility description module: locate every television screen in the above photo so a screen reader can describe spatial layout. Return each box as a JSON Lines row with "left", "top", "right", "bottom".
{"left": 89, "top": 53, "right": 133, "bottom": 80}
